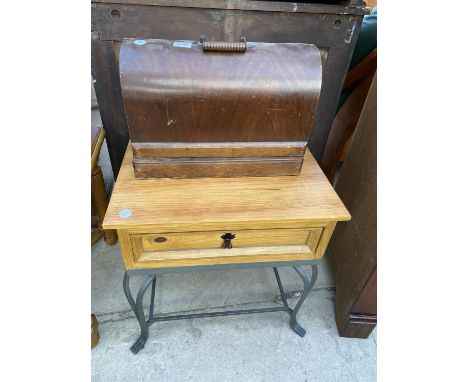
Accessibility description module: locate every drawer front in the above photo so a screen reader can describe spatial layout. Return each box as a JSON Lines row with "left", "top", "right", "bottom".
{"left": 140, "top": 229, "right": 311, "bottom": 251}
{"left": 130, "top": 227, "right": 323, "bottom": 268}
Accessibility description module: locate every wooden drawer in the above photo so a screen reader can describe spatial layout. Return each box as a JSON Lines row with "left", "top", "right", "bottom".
{"left": 129, "top": 227, "right": 323, "bottom": 268}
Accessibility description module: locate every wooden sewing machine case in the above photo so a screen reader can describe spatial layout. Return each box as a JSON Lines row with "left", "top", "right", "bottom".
{"left": 119, "top": 38, "right": 322, "bottom": 178}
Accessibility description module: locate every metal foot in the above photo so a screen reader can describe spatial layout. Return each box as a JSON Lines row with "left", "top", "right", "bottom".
{"left": 130, "top": 337, "right": 147, "bottom": 354}
{"left": 123, "top": 272, "right": 156, "bottom": 354}
{"left": 289, "top": 265, "right": 318, "bottom": 337}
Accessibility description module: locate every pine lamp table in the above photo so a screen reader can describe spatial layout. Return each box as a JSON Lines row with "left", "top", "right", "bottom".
{"left": 103, "top": 145, "right": 350, "bottom": 354}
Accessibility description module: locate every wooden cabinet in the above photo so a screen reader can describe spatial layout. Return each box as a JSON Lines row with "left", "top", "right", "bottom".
{"left": 327, "top": 75, "right": 376, "bottom": 338}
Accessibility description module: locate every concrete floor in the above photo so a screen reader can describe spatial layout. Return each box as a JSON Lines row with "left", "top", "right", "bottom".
{"left": 91, "top": 240, "right": 376, "bottom": 381}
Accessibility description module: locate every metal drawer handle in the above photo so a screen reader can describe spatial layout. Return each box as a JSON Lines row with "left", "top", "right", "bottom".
{"left": 154, "top": 236, "right": 167, "bottom": 243}
{"left": 221, "top": 233, "right": 236, "bottom": 249}
{"left": 200, "top": 36, "right": 247, "bottom": 53}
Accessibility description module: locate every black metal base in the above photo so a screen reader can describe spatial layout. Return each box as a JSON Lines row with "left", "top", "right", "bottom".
{"left": 149, "top": 306, "right": 291, "bottom": 323}
{"left": 123, "top": 264, "right": 318, "bottom": 354}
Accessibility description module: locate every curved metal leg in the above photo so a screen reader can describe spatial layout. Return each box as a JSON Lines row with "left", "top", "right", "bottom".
{"left": 289, "top": 265, "right": 319, "bottom": 337}
{"left": 128, "top": 274, "right": 156, "bottom": 354}
{"left": 123, "top": 272, "right": 138, "bottom": 319}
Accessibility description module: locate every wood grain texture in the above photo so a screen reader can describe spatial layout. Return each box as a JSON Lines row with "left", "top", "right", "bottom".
{"left": 125, "top": 222, "right": 327, "bottom": 234}
{"left": 106, "top": 143, "right": 350, "bottom": 270}
{"left": 307, "top": 227, "right": 324, "bottom": 254}
{"left": 138, "top": 228, "right": 317, "bottom": 252}
{"left": 120, "top": 39, "right": 322, "bottom": 177}
{"left": 133, "top": 155, "right": 303, "bottom": 178}
{"left": 134, "top": 245, "right": 317, "bottom": 269}
{"left": 314, "top": 221, "right": 337, "bottom": 259}
{"left": 91, "top": 125, "right": 117, "bottom": 245}
{"left": 132, "top": 141, "right": 306, "bottom": 158}
{"left": 120, "top": 39, "right": 322, "bottom": 144}
{"left": 92, "top": 165, "right": 118, "bottom": 245}
{"left": 122, "top": 224, "right": 334, "bottom": 269}
{"left": 102, "top": 144, "right": 351, "bottom": 232}
{"left": 128, "top": 227, "right": 324, "bottom": 268}
{"left": 117, "top": 230, "right": 135, "bottom": 269}
{"left": 91, "top": 125, "right": 105, "bottom": 171}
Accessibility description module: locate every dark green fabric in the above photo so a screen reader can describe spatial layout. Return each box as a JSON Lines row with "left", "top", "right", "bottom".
{"left": 336, "top": 8, "right": 377, "bottom": 112}
{"left": 349, "top": 8, "right": 377, "bottom": 70}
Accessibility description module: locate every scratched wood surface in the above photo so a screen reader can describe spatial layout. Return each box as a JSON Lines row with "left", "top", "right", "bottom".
{"left": 120, "top": 40, "right": 322, "bottom": 144}
{"left": 120, "top": 39, "right": 322, "bottom": 177}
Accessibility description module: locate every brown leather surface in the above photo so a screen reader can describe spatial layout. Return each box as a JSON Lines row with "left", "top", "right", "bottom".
{"left": 119, "top": 39, "right": 322, "bottom": 144}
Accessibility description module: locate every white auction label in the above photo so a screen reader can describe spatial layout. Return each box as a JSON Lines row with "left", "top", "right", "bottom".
{"left": 173, "top": 41, "right": 192, "bottom": 48}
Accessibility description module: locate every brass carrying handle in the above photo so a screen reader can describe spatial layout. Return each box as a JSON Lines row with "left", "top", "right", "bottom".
{"left": 200, "top": 36, "right": 247, "bottom": 53}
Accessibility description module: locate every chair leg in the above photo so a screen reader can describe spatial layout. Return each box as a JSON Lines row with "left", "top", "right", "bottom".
{"left": 91, "top": 164, "right": 117, "bottom": 245}
{"left": 91, "top": 229, "right": 104, "bottom": 245}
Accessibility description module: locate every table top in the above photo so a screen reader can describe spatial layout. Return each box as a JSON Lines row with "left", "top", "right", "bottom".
{"left": 103, "top": 144, "right": 350, "bottom": 232}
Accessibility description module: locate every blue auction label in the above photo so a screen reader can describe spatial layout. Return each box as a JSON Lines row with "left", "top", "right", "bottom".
{"left": 119, "top": 209, "right": 133, "bottom": 219}
{"left": 173, "top": 41, "right": 192, "bottom": 48}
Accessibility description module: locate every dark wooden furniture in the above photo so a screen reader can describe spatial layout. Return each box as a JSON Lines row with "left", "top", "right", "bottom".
{"left": 92, "top": 124, "right": 118, "bottom": 245}
{"left": 327, "top": 74, "right": 376, "bottom": 338}
{"left": 321, "top": 48, "right": 376, "bottom": 181}
{"left": 91, "top": 0, "right": 368, "bottom": 177}
{"left": 120, "top": 38, "right": 322, "bottom": 178}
